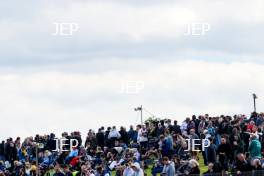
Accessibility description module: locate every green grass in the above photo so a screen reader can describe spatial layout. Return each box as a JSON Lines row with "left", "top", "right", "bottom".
{"left": 198, "top": 153, "right": 208, "bottom": 174}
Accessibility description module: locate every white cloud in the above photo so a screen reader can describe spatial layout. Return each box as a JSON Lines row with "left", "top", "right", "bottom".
{"left": 0, "top": 60, "right": 263, "bottom": 139}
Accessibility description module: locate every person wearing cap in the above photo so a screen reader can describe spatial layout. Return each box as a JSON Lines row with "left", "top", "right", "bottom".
{"left": 161, "top": 157, "right": 175, "bottom": 176}
{"left": 130, "top": 162, "right": 144, "bottom": 176}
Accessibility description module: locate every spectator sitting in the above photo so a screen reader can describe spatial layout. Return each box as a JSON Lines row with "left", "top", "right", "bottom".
{"left": 161, "top": 157, "right": 175, "bottom": 176}
{"left": 131, "top": 162, "right": 144, "bottom": 176}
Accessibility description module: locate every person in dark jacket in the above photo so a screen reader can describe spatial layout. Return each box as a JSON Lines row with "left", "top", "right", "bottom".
{"left": 233, "top": 153, "right": 252, "bottom": 175}
{"left": 104, "top": 127, "right": 111, "bottom": 148}
{"left": 46, "top": 133, "right": 57, "bottom": 151}
{"left": 85, "top": 131, "right": 97, "bottom": 149}
{"left": 207, "top": 137, "right": 217, "bottom": 163}
{"left": 0, "top": 141, "right": 5, "bottom": 161}
{"left": 119, "top": 126, "right": 129, "bottom": 145}
{"left": 96, "top": 128, "right": 105, "bottom": 149}
{"left": 203, "top": 163, "right": 215, "bottom": 176}
{"left": 54, "top": 164, "right": 65, "bottom": 176}
{"left": 128, "top": 125, "right": 136, "bottom": 143}
{"left": 5, "top": 141, "right": 17, "bottom": 163}
{"left": 217, "top": 137, "right": 230, "bottom": 171}
{"left": 173, "top": 120, "right": 181, "bottom": 135}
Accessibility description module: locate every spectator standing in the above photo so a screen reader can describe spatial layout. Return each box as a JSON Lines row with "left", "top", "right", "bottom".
{"left": 108, "top": 126, "right": 121, "bottom": 148}
{"left": 217, "top": 137, "right": 230, "bottom": 171}
{"left": 248, "top": 134, "right": 262, "bottom": 160}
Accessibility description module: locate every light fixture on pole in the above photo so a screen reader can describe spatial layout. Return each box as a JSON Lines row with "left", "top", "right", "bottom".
{"left": 253, "top": 93, "right": 258, "bottom": 112}
{"left": 134, "top": 105, "right": 143, "bottom": 125}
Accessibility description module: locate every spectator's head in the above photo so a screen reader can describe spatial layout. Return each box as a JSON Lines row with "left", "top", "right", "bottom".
{"left": 203, "top": 129, "right": 208, "bottom": 135}
{"left": 114, "top": 140, "right": 119, "bottom": 147}
{"left": 159, "top": 135, "right": 165, "bottom": 141}
{"left": 131, "top": 162, "right": 141, "bottom": 172}
{"left": 189, "top": 159, "right": 199, "bottom": 168}
{"left": 174, "top": 120, "right": 178, "bottom": 125}
{"left": 50, "top": 133, "right": 55, "bottom": 139}
{"left": 250, "top": 121, "right": 255, "bottom": 125}
{"left": 81, "top": 163, "right": 87, "bottom": 173}
{"left": 252, "top": 159, "right": 261, "bottom": 168}
{"left": 237, "top": 153, "right": 245, "bottom": 162}
{"left": 25, "top": 162, "right": 31, "bottom": 169}
{"left": 190, "top": 129, "right": 195, "bottom": 135}
{"left": 61, "top": 164, "right": 70, "bottom": 172}
{"left": 208, "top": 163, "right": 214, "bottom": 172}
{"left": 220, "top": 137, "right": 226, "bottom": 144}
{"left": 162, "top": 157, "right": 170, "bottom": 165}
{"left": 96, "top": 166, "right": 103, "bottom": 174}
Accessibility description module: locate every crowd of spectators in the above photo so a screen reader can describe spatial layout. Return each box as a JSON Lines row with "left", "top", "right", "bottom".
{"left": 1, "top": 112, "right": 264, "bottom": 176}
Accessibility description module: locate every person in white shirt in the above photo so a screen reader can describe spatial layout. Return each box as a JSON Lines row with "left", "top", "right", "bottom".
{"left": 123, "top": 160, "right": 134, "bottom": 176}
{"left": 180, "top": 120, "right": 188, "bottom": 136}
{"left": 108, "top": 126, "right": 121, "bottom": 147}
{"left": 131, "top": 162, "right": 144, "bottom": 176}
{"left": 137, "top": 125, "right": 148, "bottom": 149}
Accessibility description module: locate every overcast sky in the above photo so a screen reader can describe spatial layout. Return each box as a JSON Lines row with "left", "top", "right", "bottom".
{"left": 0, "top": 0, "right": 264, "bottom": 139}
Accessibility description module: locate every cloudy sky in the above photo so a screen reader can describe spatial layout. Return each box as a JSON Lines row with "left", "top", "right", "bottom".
{"left": 0, "top": 0, "right": 264, "bottom": 139}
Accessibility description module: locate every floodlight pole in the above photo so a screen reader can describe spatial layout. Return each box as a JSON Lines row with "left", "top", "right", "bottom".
{"left": 135, "top": 105, "right": 143, "bottom": 125}
{"left": 140, "top": 105, "right": 143, "bottom": 125}
{"left": 253, "top": 93, "right": 257, "bottom": 112}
